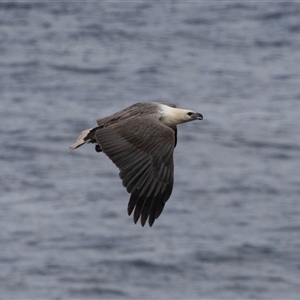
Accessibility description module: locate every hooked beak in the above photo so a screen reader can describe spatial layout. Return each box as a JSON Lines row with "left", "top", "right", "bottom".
{"left": 193, "top": 112, "right": 203, "bottom": 120}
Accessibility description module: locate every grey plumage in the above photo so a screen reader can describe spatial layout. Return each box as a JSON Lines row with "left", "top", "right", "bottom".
{"left": 70, "top": 102, "right": 203, "bottom": 227}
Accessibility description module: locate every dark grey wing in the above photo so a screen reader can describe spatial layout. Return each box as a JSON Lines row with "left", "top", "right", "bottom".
{"left": 95, "top": 117, "right": 175, "bottom": 226}
{"left": 170, "top": 126, "right": 177, "bottom": 148}
{"left": 159, "top": 102, "right": 177, "bottom": 108}
{"left": 96, "top": 102, "right": 159, "bottom": 127}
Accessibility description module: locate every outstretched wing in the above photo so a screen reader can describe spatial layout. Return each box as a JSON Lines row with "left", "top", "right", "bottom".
{"left": 95, "top": 116, "right": 175, "bottom": 226}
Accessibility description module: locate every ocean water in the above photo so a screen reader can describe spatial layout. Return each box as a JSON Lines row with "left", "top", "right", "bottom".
{"left": 1, "top": 1, "right": 300, "bottom": 299}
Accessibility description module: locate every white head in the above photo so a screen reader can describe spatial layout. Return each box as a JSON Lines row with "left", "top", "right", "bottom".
{"left": 159, "top": 104, "right": 203, "bottom": 127}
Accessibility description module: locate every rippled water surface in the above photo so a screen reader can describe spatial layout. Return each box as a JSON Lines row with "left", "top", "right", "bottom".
{"left": 1, "top": 1, "right": 300, "bottom": 299}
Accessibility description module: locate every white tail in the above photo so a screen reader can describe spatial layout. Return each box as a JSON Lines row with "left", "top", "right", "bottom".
{"left": 69, "top": 128, "right": 93, "bottom": 150}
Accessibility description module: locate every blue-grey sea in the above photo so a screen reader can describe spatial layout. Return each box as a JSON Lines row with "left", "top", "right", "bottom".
{"left": 1, "top": 1, "right": 300, "bottom": 299}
